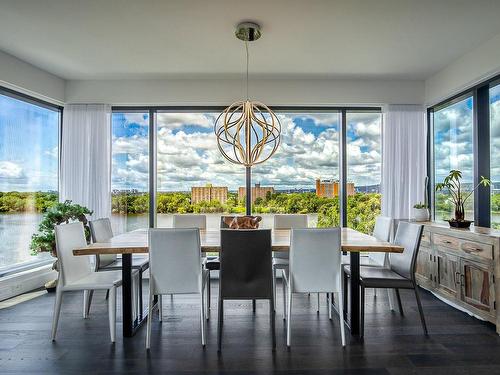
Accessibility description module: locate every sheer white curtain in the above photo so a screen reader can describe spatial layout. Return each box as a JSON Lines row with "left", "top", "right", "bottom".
{"left": 381, "top": 105, "right": 427, "bottom": 220}
{"left": 60, "top": 104, "right": 111, "bottom": 219}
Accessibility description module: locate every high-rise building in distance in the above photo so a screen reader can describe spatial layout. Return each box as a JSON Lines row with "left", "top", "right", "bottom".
{"left": 191, "top": 183, "right": 228, "bottom": 204}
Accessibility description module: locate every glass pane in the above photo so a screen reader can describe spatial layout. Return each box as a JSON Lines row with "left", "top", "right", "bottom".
{"left": 156, "top": 112, "right": 244, "bottom": 229}
{"left": 0, "top": 94, "right": 59, "bottom": 272}
{"left": 491, "top": 85, "right": 500, "bottom": 229}
{"left": 111, "top": 112, "right": 149, "bottom": 233}
{"left": 346, "top": 112, "right": 382, "bottom": 234}
{"left": 254, "top": 112, "right": 341, "bottom": 228}
{"left": 433, "top": 97, "right": 474, "bottom": 221}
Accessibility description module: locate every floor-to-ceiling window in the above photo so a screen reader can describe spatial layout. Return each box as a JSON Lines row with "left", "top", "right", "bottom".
{"left": 346, "top": 111, "right": 382, "bottom": 234}
{"left": 253, "top": 112, "right": 341, "bottom": 228}
{"left": 111, "top": 111, "right": 149, "bottom": 234}
{"left": 0, "top": 90, "right": 60, "bottom": 274}
{"left": 491, "top": 84, "right": 500, "bottom": 229}
{"left": 155, "top": 111, "right": 243, "bottom": 229}
{"left": 432, "top": 96, "right": 474, "bottom": 222}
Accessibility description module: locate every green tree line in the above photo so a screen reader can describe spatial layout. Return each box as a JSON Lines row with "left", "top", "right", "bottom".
{"left": 0, "top": 191, "right": 58, "bottom": 213}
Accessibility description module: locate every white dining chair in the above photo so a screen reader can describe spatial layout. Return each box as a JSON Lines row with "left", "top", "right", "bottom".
{"left": 272, "top": 214, "right": 309, "bottom": 317}
{"left": 146, "top": 228, "right": 209, "bottom": 349}
{"left": 51, "top": 222, "right": 132, "bottom": 343}
{"left": 172, "top": 214, "right": 216, "bottom": 318}
{"left": 284, "top": 228, "right": 345, "bottom": 347}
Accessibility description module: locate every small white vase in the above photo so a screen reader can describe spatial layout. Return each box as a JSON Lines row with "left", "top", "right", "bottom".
{"left": 413, "top": 208, "right": 430, "bottom": 222}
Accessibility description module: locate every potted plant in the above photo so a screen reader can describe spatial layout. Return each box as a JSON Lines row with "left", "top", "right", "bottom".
{"left": 435, "top": 170, "right": 490, "bottom": 228}
{"left": 413, "top": 202, "right": 430, "bottom": 222}
{"left": 30, "top": 200, "right": 93, "bottom": 291}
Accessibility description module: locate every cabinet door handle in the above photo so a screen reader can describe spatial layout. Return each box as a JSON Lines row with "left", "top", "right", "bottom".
{"left": 443, "top": 240, "right": 452, "bottom": 244}
{"left": 460, "top": 274, "right": 465, "bottom": 287}
{"left": 455, "top": 271, "right": 461, "bottom": 285}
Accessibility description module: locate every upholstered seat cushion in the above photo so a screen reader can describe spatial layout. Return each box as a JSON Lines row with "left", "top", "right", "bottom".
{"left": 204, "top": 257, "right": 221, "bottom": 271}
{"left": 341, "top": 254, "right": 383, "bottom": 267}
{"left": 99, "top": 256, "right": 149, "bottom": 271}
{"left": 272, "top": 257, "right": 289, "bottom": 269}
{"left": 343, "top": 265, "right": 413, "bottom": 289}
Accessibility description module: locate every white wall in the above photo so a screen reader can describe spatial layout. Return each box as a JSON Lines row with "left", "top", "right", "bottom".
{"left": 0, "top": 50, "right": 65, "bottom": 104}
{"left": 425, "top": 32, "right": 500, "bottom": 106}
{"left": 65, "top": 78, "right": 424, "bottom": 106}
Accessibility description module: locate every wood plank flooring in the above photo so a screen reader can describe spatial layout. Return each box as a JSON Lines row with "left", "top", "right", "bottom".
{"left": 1, "top": 280, "right": 500, "bottom": 374}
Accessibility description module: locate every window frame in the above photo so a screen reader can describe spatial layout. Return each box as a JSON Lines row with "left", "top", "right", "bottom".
{"left": 0, "top": 86, "right": 63, "bottom": 276}
{"left": 427, "top": 73, "right": 500, "bottom": 227}
{"left": 111, "top": 106, "right": 382, "bottom": 229}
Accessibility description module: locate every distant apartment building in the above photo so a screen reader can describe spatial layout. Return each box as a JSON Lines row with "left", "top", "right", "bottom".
{"left": 191, "top": 184, "right": 228, "bottom": 204}
{"left": 315, "top": 179, "right": 355, "bottom": 198}
{"left": 238, "top": 183, "right": 275, "bottom": 203}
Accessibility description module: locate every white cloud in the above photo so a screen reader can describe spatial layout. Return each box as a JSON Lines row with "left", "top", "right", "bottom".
{"left": 0, "top": 161, "right": 24, "bottom": 179}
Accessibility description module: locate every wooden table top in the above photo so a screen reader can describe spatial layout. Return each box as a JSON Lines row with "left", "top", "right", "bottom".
{"left": 73, "top": 228, "right": 403, "bottom": 256}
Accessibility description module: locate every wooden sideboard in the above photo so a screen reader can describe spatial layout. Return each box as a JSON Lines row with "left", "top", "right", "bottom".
{"left": 413, "top": 221, "right": 500, "bottom": 333}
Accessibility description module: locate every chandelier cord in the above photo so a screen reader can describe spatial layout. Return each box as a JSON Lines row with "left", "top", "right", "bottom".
{"left": 245, "top": 40, "right": 249, "bottom": 100}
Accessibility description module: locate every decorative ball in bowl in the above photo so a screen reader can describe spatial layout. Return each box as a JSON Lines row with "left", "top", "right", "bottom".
{"left": 447, "top": 219, "right": 473, "bottom": 229}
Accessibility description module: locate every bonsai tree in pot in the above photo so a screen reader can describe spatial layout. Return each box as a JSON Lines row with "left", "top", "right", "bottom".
{"left": 435, "top": 169, "right": 490, "bottom": 228}
{"left": 30, "top": 200, "right": 93, "bottom": 291}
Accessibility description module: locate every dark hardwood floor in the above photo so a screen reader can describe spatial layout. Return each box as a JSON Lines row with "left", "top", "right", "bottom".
{"left": 1, "top": 280, "right": 500, "bottom": 374}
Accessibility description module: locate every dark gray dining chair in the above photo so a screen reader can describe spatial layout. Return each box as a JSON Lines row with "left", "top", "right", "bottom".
{"left": 343, "top": 221, "right": 427, "bottom": 337}
{"left": 218, "top": 229, "right": 275, "bottom": 351}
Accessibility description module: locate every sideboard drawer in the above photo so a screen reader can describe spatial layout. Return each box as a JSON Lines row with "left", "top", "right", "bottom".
{"left": 434, "top": 234, "right": 461, "bottom": 250}
{"left": 460, "top": 241, "right": 493, "bottom": 261}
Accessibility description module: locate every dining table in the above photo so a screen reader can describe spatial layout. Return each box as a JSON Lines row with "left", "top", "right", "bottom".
{"left": 73, "top": 227, "right": 404, "bottom": 338}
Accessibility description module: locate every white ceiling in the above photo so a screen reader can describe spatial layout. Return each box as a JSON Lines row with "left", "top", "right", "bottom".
{"left": 1, "top": 0, "right": 500, "bottom": 81}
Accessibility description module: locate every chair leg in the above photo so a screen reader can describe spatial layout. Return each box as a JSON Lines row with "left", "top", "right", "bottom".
{"left": 83, "top": 290, "right": 93, "bottom": 318}
{"left": 374, "top": 288, "right": 377, "bottom": 297}
{"left": 217, "top": 299, "right": 223, "bottom": 352}
{"left": 200, "top": 291, "right": 206, "bottom": 347}
{"left": 146, "top": 292, "right": 154, "bottom": 349}
{"left": 270, "top": 298, "right": 276, "bottom": 350}
{"left": 328, "top": 292, "right": 332, "bottom": 320}
{"left": 317, "top": 293, "right": 320, "bottom": 314}
{"left": 273, "top": 266, "right": 277, "bottom": 312}
{"left": 158, "top": 294, "right": 163, "bottom": 322}
{"left": 282, "top": 270, "right": 287, "bottom": 321}
{"left": 360, "top": 285, "right": 366, "bottom": 338}
{"left": 286, "top": 289, "right": 292, "bottom": 347}
{"left": 105, "top": 290, "right": 109, "bottom": 300}
{"left": 414, "top": 287, "right": 428, "bottom": 335}
{"left": 337, "top": 291, "right": 346, "bottom": 346}
{"left": 138, "top": 270, "right": 144, "bottom": 319}
{"left": 253, "top": 299, "right": 256, "bottom": 312}
{"left": 108, "top": 286, "right": 116, "bottom": 343}
{"left": 395, "top": 288, "right": 404, "bottom": 316}
{"left": 343, "top": 272, "right": 349, "bottom": 320}
{"left": 51, "top": 288, "right": 63, "bottom": 341}
{"left": 206, "top": 271, "right": 210, "bottom": 321}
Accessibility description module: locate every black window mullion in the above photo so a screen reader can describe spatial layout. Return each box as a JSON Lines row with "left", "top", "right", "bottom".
{"left": 339, "top": 109, "right": 347, "bottom": 227}
{"left": 474, "top": 85, "right": 491, "bottom": 227}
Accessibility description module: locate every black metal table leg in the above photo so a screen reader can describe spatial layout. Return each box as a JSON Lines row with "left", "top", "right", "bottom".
{"left": 122, "top": 254, "right": 154, "bottom": 338}
{"left": 122, "top": 253, "right": 134, "bottom": 337}
{"left": 349, "top": 251, "right": 361, "bottom": 336}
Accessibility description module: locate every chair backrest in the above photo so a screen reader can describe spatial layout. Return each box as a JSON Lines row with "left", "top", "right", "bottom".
{"left": 273, "top": 214, "right": 308, "bottom": 229}
{"left": 173, "top": 214, "right": 206, "bottom": 229}
{"left": 219, "top": 229, "right": 273, "bottom": 299}
{"left": 369, "top": 216, "right": 393, "bottom": 264}
{"left": 55, "top": 222, "right": 92, "bottom": 286}
{"left": 289, "top": 228, "right": 342, "bottom": 293}
{"left": 148, "top": 228, "right": 202, "bottom": 294}
{"left": 89, "top": 218, "right": 116, "bottom": 267}
{"left": 389, "top": 222, "right": 424, "bottom": 281}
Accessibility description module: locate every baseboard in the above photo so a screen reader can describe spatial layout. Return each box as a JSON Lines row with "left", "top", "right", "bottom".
{"left": 0, "top": 265, "right": 56, "bottom": 302}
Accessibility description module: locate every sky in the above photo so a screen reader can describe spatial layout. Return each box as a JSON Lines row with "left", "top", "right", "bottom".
{"left": 0, "top": 94, "right": 59, "bottom": 192}
{"left": 1, "top": 88, "right": 499, "bottom": 194}
{"left": 111, "top": 111, "right": 383, "bottom": 192}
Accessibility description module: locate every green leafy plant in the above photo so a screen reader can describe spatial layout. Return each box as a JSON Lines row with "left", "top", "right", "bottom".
{"left": 413, "top": 202, "right": 428, "bottom": 209}
{"left": 435, "top": 170, "right": 490, "bottom": 222}
{"left": 30, "top": 200, "right": 93, "bottom": 256}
